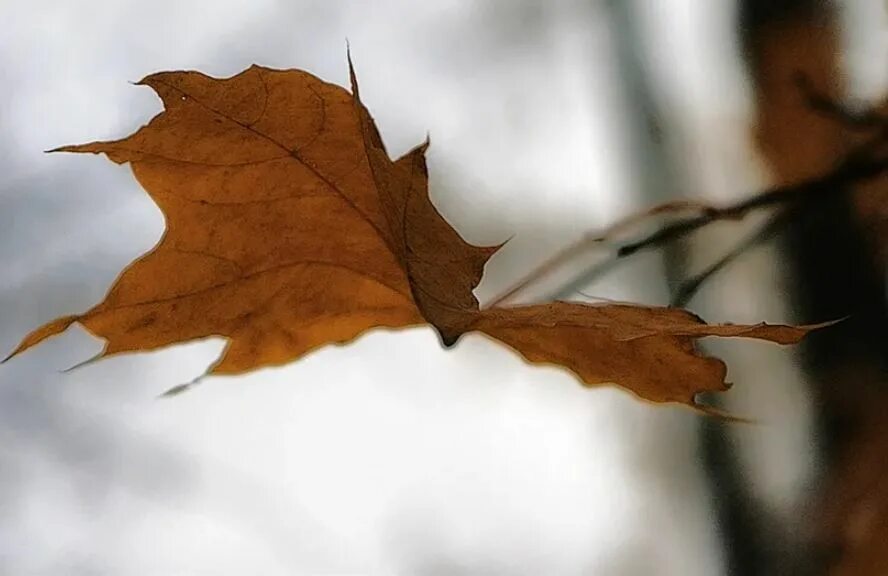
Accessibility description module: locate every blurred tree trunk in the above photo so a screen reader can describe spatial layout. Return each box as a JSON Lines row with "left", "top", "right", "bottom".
{"left": 742, "top": 1, "right": 888, "bottom": 574}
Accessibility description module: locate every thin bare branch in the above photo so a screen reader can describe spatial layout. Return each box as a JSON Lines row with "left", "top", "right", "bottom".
{"left": 794, "top": 72, "right": 888, "bottom": 131}
{"left": 670, "top": 207, "right": 796, "bottom": 308}
{"left": 482, "top": 125, "right": 888, "bottom": 308}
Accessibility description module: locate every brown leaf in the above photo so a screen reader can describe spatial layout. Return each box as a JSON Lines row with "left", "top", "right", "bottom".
{"left": 4, "top": 58, "right": 820, "bottom": 406}
{"left": 473, "top": 302, "right": 824, "bottom": 406}
{"left": 5, "top": 61, "right": 495, "bottom": 373}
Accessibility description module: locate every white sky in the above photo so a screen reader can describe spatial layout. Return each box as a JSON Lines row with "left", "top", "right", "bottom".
{"left": 5, "top": 0, "right": 881, "bottom": 574}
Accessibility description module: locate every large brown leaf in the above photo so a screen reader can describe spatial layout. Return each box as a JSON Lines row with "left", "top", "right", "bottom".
{"left": 5, "top": 61, "right": 494, "bottom": 373}
{"left": 4, "top": 59, "right": 820, "bottom": 407}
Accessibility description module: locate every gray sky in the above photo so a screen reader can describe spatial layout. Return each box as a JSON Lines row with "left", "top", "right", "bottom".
{"left": 6, "top": 0, "right": 883, "bottom": 574}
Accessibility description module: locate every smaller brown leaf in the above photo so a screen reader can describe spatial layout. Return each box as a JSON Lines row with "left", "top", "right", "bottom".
{"left": 473, "top": 302, "right": 826, "bottom": 406}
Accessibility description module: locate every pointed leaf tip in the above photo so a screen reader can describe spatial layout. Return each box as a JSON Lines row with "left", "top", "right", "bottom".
{"left": 59, "top": 348, "right": 107, "bottom": 374}
{"left": 690, "top": 400, "right": 756, "bottom": 424}
{"left": 4, "top": 314, "right": 79, "bottom": 365}
{"left": 159, "top": 381, "right": 197, "bottom": 398}
{"left": 347, "top": 49, "right": 360, "bottom": 99}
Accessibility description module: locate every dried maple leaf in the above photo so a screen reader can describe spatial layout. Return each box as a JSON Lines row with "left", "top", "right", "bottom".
{"left": 5, "top": 59, "right": 495, "bottom": 375}
{"left": 473, "top": 303, "right": 819, "bottom": 406}
{"left": 4, "top": 57, "right": 821, "bottom": 408}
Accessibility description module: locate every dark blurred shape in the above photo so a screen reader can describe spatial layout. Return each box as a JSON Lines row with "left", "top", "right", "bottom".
{"left": 732, "top": 0, "right": 888, "bottom": 574}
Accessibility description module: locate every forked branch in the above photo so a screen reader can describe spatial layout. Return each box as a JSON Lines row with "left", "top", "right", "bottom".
{"left": 486, "top": 88, "right": 888, "bottom": 308}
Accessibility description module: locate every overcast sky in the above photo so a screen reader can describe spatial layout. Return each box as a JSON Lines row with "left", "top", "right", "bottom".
{"left": 1, "top": 1, "right": 883, "bottom": 574}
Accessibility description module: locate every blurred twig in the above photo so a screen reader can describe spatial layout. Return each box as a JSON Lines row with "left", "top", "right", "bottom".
{"left": 794, "top": 72, "right": 888, "bottom": 131}
{"left": 484, "top": 96, "right": 888, "bottom": 308}
{"left": 670, "top": 206, "right": 796, "bottom": 308}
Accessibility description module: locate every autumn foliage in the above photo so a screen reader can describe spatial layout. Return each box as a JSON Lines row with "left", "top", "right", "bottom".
{"left": 3, "top": 57, "right": 820, "bottom": 408}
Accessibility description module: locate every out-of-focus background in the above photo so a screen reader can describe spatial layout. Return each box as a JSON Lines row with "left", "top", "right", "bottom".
{"left": 1, "top": 0, "right": 886, "bottom": 574}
